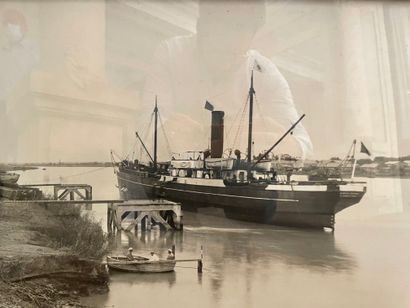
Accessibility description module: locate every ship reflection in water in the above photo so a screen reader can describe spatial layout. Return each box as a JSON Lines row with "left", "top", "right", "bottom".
{"left": 84, "top": 211, "right": 358, "bottom": 308}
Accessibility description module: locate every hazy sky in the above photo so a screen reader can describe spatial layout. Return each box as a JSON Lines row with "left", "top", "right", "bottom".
{"left": 0, "top": 1, "right": 409, "bottom": 162}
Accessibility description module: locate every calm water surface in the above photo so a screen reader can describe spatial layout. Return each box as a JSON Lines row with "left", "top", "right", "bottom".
{"left": 18, "top": 167, "right": 410, "bottom": 308}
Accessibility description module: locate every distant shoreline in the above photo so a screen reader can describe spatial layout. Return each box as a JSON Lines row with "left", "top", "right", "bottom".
{"left": 1, "top": 161, "right": 410, "bottom": 179}
{"left": 1, "top": 162, "right": 113, "bottom": 171}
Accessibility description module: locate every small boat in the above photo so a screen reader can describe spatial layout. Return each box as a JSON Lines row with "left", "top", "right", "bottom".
{"left": 205, "top": 157, "right": 235, "bottom": 169}
{"left": 106, "top": 256, "right": 176, "bottom": 273}
{"left": 0, "top": 172, "right": 20, "bottom": 185}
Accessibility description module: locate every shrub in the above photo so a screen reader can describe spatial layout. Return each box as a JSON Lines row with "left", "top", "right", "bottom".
{"left": 35, "top": 205, "right": 107, "bottom": 259}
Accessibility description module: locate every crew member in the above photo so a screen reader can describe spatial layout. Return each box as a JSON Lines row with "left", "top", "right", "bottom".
{"left": 149, "top": 251, "right": 159, "bottom": 261}
{"left": 167, "top": 249, "right": 175, "bottom": 260}
{"left": 127, "top": 247, "right": 134, "bottom": 260}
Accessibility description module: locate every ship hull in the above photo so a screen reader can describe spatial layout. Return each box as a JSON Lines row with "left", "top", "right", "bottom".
{"left": 117, "top": 170, "right": 365, "bottom": 229}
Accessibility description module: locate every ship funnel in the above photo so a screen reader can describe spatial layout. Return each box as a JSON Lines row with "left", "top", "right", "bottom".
{"left": 211, "top": 111, "right": 225, "bottom": 158}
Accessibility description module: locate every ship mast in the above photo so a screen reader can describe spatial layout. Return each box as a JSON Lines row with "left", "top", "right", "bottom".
{"left": 153, "top": 96, "right": 158, "bottom": 171}
{"left": 247, "top": 71, "right": 255, "bottom": 180}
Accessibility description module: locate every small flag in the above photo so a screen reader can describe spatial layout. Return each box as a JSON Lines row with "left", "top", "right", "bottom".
{"left": 360, "top": 142, "right": 371, "bottom": 156}
{"left": 254, "top": 60, "right": 263, "bottom": 72}
{"left": 204, "top": 100, "right": 214, "bottom": 111}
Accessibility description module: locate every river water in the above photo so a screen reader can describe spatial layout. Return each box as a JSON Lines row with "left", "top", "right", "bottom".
{"left": 17, "top": 167, "right": 410, "bottom": 308}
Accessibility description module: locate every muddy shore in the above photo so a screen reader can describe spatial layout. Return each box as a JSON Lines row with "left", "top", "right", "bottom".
{"left": 0, "top": 201, "right": 109, "bottom": 307}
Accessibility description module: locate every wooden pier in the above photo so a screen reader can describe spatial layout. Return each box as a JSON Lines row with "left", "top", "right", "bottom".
{"left": 2, "top": 182, "right": 183, "bottom": 233}
{"left": 107, "top": 199, "right": 183, "bottom": 233}
{"left": 20, "top": 183, "right": 92, "bottom": 201}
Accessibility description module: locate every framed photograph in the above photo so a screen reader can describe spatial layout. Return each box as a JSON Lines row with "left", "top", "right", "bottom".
{"left": 1, "top": 1, "right": 409, "bottom": 307}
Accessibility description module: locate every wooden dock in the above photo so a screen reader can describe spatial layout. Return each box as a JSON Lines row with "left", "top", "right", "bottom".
{"left": 1, "top": 198, "right": 184, "bottom": 233}
{"left": 2, "top": 182, "right": 183, "bottom": 233}
{"left": 107, "top": 199, "right": 183, "bottom": 233}
{"left": 20, "top": 183, "right": 92, "bottom": 201}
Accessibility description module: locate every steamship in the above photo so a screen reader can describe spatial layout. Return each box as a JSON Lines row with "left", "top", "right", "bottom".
{"left": 116, "top": 73, "right": 366, "bottom": 230}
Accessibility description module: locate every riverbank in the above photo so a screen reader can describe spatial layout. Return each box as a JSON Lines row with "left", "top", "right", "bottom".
{"left": 0, "top": 162, "right": 112, "bottom": 172}
{"left": 0, "top": 200, "right": 108, "bottom": 307}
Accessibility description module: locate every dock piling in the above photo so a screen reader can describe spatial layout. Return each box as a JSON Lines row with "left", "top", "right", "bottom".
{"left": 198, "top": 245, "right": 204, "bottom": 273}
{"left": 106, "top": 200, "right": 183, "bottom": 233}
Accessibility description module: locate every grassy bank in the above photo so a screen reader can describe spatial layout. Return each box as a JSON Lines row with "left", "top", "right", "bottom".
{"left": 0, "top": 201, "right": 109, "bottom": 307}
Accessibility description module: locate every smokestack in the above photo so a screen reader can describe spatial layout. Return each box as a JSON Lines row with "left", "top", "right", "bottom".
{"left": 211, "top": 111, "right": 224, "bottom": 158}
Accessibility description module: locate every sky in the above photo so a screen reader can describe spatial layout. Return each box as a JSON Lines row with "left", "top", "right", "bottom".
{"left": 0, "top": 0, "right": 409, "bottom": 163}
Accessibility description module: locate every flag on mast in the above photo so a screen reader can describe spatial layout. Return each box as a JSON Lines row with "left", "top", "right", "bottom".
{"left": 360, "top": 142, "right": 371, "bottom": 156}
{"left": 204, "top": 101, "right": 214, "bottom": 111}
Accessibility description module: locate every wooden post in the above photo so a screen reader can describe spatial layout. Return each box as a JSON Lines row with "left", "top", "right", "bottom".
{"left": 197, "top": 260, "right": 203, "bottom": 273}
{"left": 69, "top": 190, "right": 75, "bottom": 200}
{"left": 85, "top": 187, "right": 92, "bottom": 210}
{"left": 198, "top": 245, "right": 203, "bottom": 273}
{"left": 141, "top": 216, "right": 146, "bottom": 232}
{"left": 172, "top": 244, "right": 175, "bottom": 257}
{"left": 147, "top": 214, "right": 152, "bottom": 231}
{"left": 53, "top": 186, "right": 58, "bottom": 200}
{"left": 114, "top": 205, "right": 122, "bottom": 232}
{"left": 174, "top": 206, "right": 183, "bottom": 231}
{"left": 107, "top": 203, "right": 113, "bottom": 234}
{"left": 107, "top": 204, "right": 110, "bottom": 232}
{"left": 134, "top": 211, "right": 138, "bottom": 232}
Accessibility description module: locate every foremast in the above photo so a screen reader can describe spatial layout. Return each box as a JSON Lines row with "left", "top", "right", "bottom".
{"left": 134, "top": 97, "right": 159, "bottom": 171}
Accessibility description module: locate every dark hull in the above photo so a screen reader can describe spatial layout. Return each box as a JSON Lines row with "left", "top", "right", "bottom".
{"left": 117, "top": 170, "right": 365, "bottom": 229}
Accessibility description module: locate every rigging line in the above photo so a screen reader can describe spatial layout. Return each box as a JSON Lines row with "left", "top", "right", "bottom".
{"left": 142, "top": 111, "right": 155, "bottom": 143}
{"left": 59, "top": 166, "right": 109, "bottom": 179}
{"left": 139, "top": 111, "right": 154, "bottom": 161}
{"left": 225, "top": 92, "right": 250, "bottom": 147}
{"left": 158, "top": 110, "right": 173, "bottom": 157}
{"left": 254, "top": 93, "right": 270, "bottom": 148}
{"left": 111, "top": 150, "right": 124, "bottom": 162}
{"left": 233, "top": 104, "right": 249, "bottom": 155}
{"left": 231, "top": 93, "right": 250, "bottom": 153}
{"left": 227, "top": 94, "right": 249, "bottom": 152}
{"left": 124, "top": 139, "right": 138, "bottom": 161}
{"left": 123, "top": 113, "right": 152, "bottom": 161}
{"left": 42, "top": 166, "right": 110, "bottom": 183}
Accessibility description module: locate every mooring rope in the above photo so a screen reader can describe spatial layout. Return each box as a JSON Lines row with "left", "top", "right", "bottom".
{"left": 59, "top": 166, "right": 109, "bottom": 179}
{"left": 37, "top": 166, "right": 110, "bottom": 183}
